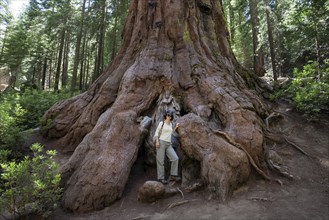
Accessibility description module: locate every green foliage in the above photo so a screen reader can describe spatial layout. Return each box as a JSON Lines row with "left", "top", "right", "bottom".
{"left": 223, "top": 0, "right": 254, "bottom": 69}
{"left": 0, "top": 143, "right": 62, "bottom": 219}
{"left": 0, "top": 96, "right": 26, "bottom": 158}
{"left": 1, "top": 0, "right": 130, "bottom": 91}
{"left": 1, "top": 90, "right": 70, "bottom": 129}
{"left": 281, "top": 0, "right": 329, "bottom": 73}
{"left": 15, "top": 90, "right": 70, "bottom": 129}
{"left": 0, "top": 90, "right": 70, "bottom": 160}
{"left": 0, "top": 150, "right": 10, "bottom": 163}
{"left": 274, "top": 60, "right": 329, "bottom": 117}
{"left": 1, "top": 19, "right": 29, "bottom": 70}
{"left": 0, "top": 0, "right": 12, "bottom": 26}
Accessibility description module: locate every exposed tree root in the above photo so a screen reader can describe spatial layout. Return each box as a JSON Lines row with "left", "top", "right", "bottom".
{"left": 132, "top": 215, "right": 151, "bottom": 220}
{"left": 266, "top": 152, "right": 294, "bottom": 180}
{"left": 177, "top": 187, "right": 184, "bottom": 199}
{"left": 283, "top": 135, "right": 310, "bottom": 157}
{"left": 265, "top": 112, "right": 283, "bottom": 129}
{"left": 264, "top": 112, "right": 310, "bottom": 157}
{"left": 213, "top": 130, "right": 271, "bottom": 181}
{"left": 166, "top": 200, "right": 190, "bottom": 210}
{"left": 185, "top": 182, "right": 204, "bottom": 193}
{"left": 248, "top": 197, "right": 273, "bottom": 202}
{"left": 263, "top": 111, "right": 311, "bottom": 180}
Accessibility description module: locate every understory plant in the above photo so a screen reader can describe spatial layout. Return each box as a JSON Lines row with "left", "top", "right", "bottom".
{"left": 273, "top": 60, "right": 329, "bottom": 118}
{"left": 0, "top": 99, "right": 27, "bottom": 159}
{"left": 0, "top": 143, "right": 62, "bottom": 219}
{"left": 0, "top": 89, "right": 71, "bottom": 160}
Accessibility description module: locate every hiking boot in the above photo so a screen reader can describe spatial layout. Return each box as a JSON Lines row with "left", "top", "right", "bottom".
{"left": 168, "top": 175, "right": 181, "bottom": 182}
{"left": 158, "top": 179, "right": 168, "bottom": 184}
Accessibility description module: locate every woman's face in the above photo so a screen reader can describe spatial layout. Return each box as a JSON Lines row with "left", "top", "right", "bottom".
{"left": 166, "top": 114, "right": 172, "bottom": 120}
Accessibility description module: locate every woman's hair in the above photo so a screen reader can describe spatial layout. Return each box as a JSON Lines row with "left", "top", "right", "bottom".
{"left": 163, "top": 110, "right": 174, "bottom": 119}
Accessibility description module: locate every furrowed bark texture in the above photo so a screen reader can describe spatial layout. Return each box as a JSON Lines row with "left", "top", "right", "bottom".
{"left": 43, "top": 0, "right": 269, "bottom": 213}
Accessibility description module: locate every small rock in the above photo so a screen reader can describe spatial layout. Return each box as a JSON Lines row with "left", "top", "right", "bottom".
{"left": 138, "top": 181, "right": 165, "bottom": 203}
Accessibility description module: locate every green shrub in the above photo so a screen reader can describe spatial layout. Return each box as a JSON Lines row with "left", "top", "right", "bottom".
{"left": 0, "top": 143, "right": 62, "bottom": 219}
{"left": 0, "top": 150, "right": 10, "bottom": 163}
{"left": 273, "top": 60, "right": 329, "bottom": 118}
{"left": 0, "top": 90, "right": 71, "bottom": 160}
{"left": 0, "top": 97, "right": 26, "bottom": 158}
{"left": 12, "top": 90, "right": 71, "bottom": 130}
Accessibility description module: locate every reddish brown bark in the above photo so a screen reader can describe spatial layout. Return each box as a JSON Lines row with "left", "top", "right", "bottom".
{"left": 43, "top": 0, "right": 269, "bottom": 213}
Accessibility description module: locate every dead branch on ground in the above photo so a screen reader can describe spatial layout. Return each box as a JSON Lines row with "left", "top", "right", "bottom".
{"left": 264, "top": 112, "right": 309, "bottom": 157}
{"left": 177, "top": 187, "right": 184, "bottom": 199}
{"left": 166, "top": 200, "right": 190, "bottom": 210}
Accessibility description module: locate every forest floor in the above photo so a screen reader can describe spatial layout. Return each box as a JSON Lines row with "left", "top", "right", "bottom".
{"left": 25, "top": 100, "right": 329, "bottom": 220}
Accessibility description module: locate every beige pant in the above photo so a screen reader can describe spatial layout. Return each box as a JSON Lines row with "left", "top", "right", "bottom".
{"left": 156, "top": 140, "right": 179, "bottom": 180}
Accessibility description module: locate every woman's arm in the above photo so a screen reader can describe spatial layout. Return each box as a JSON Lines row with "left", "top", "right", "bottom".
{"left": 172, "top": 122, "right": 180, "bottom": 138}
{"left": 153, "top": 121, "right": 164, "bottom": 148}
{"left": 154, "top": 121, "right": 164, "bottom": 139}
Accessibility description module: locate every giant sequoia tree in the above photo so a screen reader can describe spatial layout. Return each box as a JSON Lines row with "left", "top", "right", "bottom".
{"left": 43, "top": 0, "right": 271, "bottom": 213}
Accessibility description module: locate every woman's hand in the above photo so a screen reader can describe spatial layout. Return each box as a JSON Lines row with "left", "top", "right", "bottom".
{"left": 156, "top": 140, "right": 160, "bottom": 149}
{"left": 174, "top": 123, "right": 180, "bottom": 130}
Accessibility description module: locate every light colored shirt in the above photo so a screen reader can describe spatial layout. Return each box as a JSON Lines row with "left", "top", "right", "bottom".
{"left": 154, "top": 121, "right": 173, "bottom": 142}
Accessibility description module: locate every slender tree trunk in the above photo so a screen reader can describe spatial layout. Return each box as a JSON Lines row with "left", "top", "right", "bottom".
{"left": 48, "top": 58, "right": 52, "bottom": 89}
{"left": 62, "top": 32, "right": 70, "bottom": 89}
{"left": 111, "top": 0, "right": 118, "bottom": 61}
{"left": 36, "top": 58, "right": 42, "bottom": 87}
{"left": 42, "top": 56, "right": 47, "bottom": 90}
{"left": 79, "top": 34, "right": 86, "bottom": 91}
{"left": 43, "top": 0, "right": 270, "bottom": 213}
{"left": 235, "top": 2, "right": 252, "bottom": 68}
{"left": 54, "top": 28, "right": 66, "bottom": 91}
{"left": 32, "top": 64, "right": 36, "bottom": 85}
{"left": 315, "top": 23, "right": 321, "bottom": 78}
{"left": 80, "top": 0, "right": 92, "bottom": 90}
{"left": 49, "top": 50, "right": 57, "bottom": 89}
{"left": 265, "top": 1, "right": 277, "bottom": 82}
{"left": 85, "top": 47, "right": 90, "bottom": 89}
{"left": 0, "top": 29, "right": 7, "bottom": 63}
{"left": 225, "top": 0, "right": 235, "bottom": 44}
{"left": 249, "top": 0, "right": 265, "bottom": 77}
{"left": 94, "top": 0, "right": 106, "bottom": 79}
{"left": 92, "top": 38, "right": 99, "bottom": 81}
{"left": 71, "top": 0, "right": 87, "bottom": 95}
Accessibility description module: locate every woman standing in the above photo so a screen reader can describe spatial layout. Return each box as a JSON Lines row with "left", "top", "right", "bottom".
{"left": 153, "top": 110, "right": 181, "bottom": 184}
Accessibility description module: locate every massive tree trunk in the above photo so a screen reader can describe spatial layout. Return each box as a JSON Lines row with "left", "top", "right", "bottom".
{"left": 42, "top": 0, "right": 270, "bottom": 213}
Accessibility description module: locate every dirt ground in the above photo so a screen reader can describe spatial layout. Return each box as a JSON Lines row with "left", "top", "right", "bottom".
{"left": 26, "top": 101, "right": 329, "bottom": 220}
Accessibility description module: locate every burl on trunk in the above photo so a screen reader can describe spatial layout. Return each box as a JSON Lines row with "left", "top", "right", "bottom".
{"left": 42, "top": 0, "right": 270, "bottom": 213}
